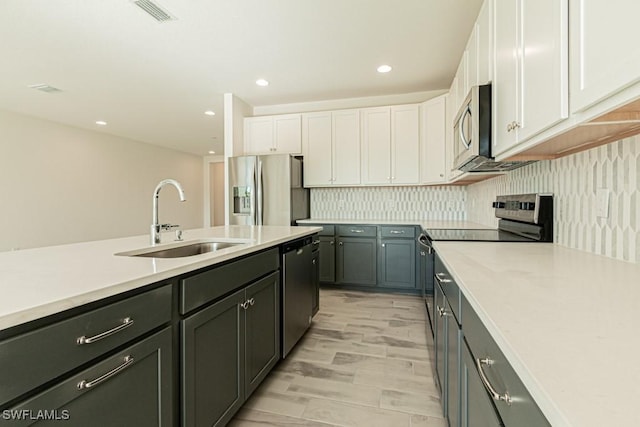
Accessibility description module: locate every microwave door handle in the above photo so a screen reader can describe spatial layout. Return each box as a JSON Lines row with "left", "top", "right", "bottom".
{"left": 459, "top": 105, "right": 472, "bottom": 149}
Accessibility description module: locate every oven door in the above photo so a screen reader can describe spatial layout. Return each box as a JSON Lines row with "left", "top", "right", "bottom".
{"left": 453, "top": 87, "right": 480, "bottom": 170}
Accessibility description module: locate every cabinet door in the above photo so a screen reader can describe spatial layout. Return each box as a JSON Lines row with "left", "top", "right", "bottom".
{"left": 454, "top": 52, "right": 469, "bottom": 114}
{"left": 244, "top": 117, "right": 274, "bottom": 154}
{"left": 182, "top": 289, "right": 245, "bottom": 427}
{"left": 333, "top": 109, "right": 361, "bottom": 185}
{"left": 492, "top": 0, "right": 519, "bottom": 156}
{"left": 378, "top": 239, "right": 416, "bottom": 289}
{"left": 361, "top": 107, "right": 391, "bottom": 185}
{"left": 274, "top": 114, "right": 302, "bottom": 154}
{"left": 420, "top": 96, "right": 447, "bottom": 184}
{"left": 460, "top": 342, "right": 503, "bottom": 427}
{"left": 311, "top": 250, "right": 320, "bottom": 316}
{"left": 570, "top": 0, "right": 640, "bottom": 112}
{"left": 391, "top": 105, "right": 420, "bottom": 184}
{"left": 467, "top": 23, "right": 479, "bottom": 89}
{"left": 302, "top": 112, "right": 333, "bottom": 186}
{"left": 8, "top": 328, "right": 173, "bottom": 427}
{"left": 245, "top": 272, "right": 280, "bottom": 398}
{"left": 336, "top": 237, "right": 377, "bottom": 286}
{"left": 446, "top": 305, "right": 460, "bottom": 427}
{"left": 319, "top": 236, "right": 336, "bottom": 283}
{"left": 433, "top": 283, "right": 447, "bottom": 413}
{"left": 477, "top": 0, "right": 493, "bottom": 86}
{"left": 518, "top": 0, "right": 568, "bottom": 142}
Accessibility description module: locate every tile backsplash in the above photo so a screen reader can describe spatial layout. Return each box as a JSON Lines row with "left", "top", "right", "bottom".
{"left": 467, "top": 135, "right": 640, "bottom": 263}
{"left": 310, "top": 186, "right": 466, "bottom": 221}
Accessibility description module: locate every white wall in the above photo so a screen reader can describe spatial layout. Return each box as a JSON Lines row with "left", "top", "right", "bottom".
{"left": 0, "top": 109, "right": 204, "bottom": 251}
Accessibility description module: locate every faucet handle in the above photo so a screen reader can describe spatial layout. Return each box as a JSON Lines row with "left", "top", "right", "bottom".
{"left": 160, "top": 223, "right": 180, "bottom": 231}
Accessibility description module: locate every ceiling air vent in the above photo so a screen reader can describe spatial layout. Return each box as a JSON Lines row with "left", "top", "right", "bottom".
{"left": 132, "top": 0, "right": 177, "bottom": 22}
{"left": 28, "top": 84, "right": 62, "bottom": 93}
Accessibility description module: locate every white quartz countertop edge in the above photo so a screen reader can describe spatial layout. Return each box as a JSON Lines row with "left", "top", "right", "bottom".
{"left": 433, "top": 241, "right": 640, "bottom": 427}
{"left": 297, "top": 219, "right": 492, "bottom": 229}
{"left": 0, "top": 225, "right": 321, "bottom": 332}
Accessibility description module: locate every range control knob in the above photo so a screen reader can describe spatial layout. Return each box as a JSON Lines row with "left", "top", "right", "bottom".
{"left": 519, "top": 202, "right": 536, "bottom": 210}
{"left": 492, "top": 202, "right": 505, "bottom": 209}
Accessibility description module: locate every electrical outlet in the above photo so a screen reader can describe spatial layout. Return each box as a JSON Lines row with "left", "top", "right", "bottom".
{"left": 596, "top": 188, "right": 610, "bottom": 218}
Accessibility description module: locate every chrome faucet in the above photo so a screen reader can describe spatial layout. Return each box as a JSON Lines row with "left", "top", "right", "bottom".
{"left": 151, "top": 179, "right": 186, "bottom": 245}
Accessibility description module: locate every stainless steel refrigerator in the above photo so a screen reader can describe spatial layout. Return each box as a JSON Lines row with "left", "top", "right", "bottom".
{"left": 228, "top": 154, "right": 309, "bottom": 225}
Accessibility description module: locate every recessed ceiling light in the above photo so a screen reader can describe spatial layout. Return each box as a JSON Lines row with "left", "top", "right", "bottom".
{"left": 208, "top": 150, "right": 216, "bottom": 154}
{"left": 377, "top": 65, "right": 392, "bottom": 73}
{"left": 95, "top": 120, "right": 107, "bottom": 126}
{"left": 256, "top": 79, "right": 269, "bottom": 87}
{"left": 204, "top": 110, "right": 216, "bottom": 116}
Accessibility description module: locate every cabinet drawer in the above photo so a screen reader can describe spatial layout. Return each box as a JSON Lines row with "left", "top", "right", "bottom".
{"left": 435, "top": 255, "right": 461, "bottom": 324}
{"left": 337, "top": 225, "right": 377, "bottom": 237}
{"left": 180, "top": 248, "right": 279, "bottom": 314}
{"left": 307, "top": 224, "right": 334, "bottom": 236}
{"left": 8, "top": 327, "right": 173, "bottom": 427}
{"left": 462, "top": 296, "right": 550, "bottom": 427}
{"left": 0, "top": 285, "right": 172, "bottom": 407}
{"left": 380, "top": 226, "right": 416, "bottom": 238}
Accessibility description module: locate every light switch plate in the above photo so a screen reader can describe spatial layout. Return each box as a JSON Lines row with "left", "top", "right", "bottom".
{"left": 596, "top": 188, "right": 610, "bottom": 218}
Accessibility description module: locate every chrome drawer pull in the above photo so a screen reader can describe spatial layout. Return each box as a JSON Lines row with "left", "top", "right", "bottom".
{"left": 437, "top": 306, "right": 447, "bottom": 317}
{"left": 77, "top": 355, "right": 134, "bottom": 390}
{"left": 248, "top": 298, "right": 255, "bottom": 306}
{"left": 349, "top": 229, "right": 365, "bottom": 233}
{"left": 77, "top": 317, "right": 134, "bottom": 345}
{"left": 312, "top": 240, "right": 320, "bottom": 245}
{"left": 240, "top": 301, "right": 250, "bottom": 310}
{"left": 389, "top": 230, "right": 405, "bottom": 234}
{"left": 476, "top": 357, "right": 512, "bottom": 405}
{"left": 435, "top": 275, "right": 452, "bottom": 284}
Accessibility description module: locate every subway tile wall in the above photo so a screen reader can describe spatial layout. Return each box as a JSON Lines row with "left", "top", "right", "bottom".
{"left": 310, "top": 186, "right": 467, "bottom": 221}
{"left": 467, "top": 135, "right": 640, "bottom": 263}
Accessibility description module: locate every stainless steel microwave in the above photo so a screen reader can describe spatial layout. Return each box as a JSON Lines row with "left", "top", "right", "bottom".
{"left": 453, "top": 84, "right": 493, "bottom": 171}
{"left": 453, "top": 84, "right": 534, "bottom": 172}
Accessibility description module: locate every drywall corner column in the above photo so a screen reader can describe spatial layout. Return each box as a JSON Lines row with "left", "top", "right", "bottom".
{"left": 223, "top": 93, "right": 253, "bottom": 225}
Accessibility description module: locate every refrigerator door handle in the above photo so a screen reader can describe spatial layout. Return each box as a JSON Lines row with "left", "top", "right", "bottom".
{"left": 251, "top": 160, "right": 258, "bottom": 225}
{"left": 257, "top": 159, "right": 264, "bottom": 225}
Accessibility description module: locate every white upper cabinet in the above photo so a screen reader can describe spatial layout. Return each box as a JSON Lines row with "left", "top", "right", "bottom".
{"left": 244, "top": 114, "right": 302, "bottom": 155}
{"left": 570, "top": 0, "right": 640, "bottom": 113}
{"left": 476, "top": 0, "right": 493, "bottom": 86}
{"left": 453, "top": 52, "right": 469, "bottom": 115}
{"left": 492, "top": 0, "right": 568, "bottom": 157}
{"left": 420, "top": 95, "right": 447, "bottom": 184}
{"left": 361, "top": 105, "right": 420, "bottom": 185}
{"left": 301, "top": 110, "right": 360, "bottom": 187}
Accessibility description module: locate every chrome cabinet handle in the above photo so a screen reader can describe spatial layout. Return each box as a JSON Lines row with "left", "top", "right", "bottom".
{"left": 435, "top": 275, "right": 452, "bottom": 284}
{"left": 437, "top": 306, "right": 447, "bottom": 317}
{"left": 312, "top": 258, "right": 316, "bottom": 265}
{"left": 389, "top": 230, "right": 405, "bottom": 234}
{"left": 420, "top": 251, "right": 426, "bottom": 256}
{"left": 248, "top": 298, "right": 255, "bottom": 306}
{"left": 381, "top": 243, "right": 386, "bottom": 248}
{"left": 349, "top": 229, "right": 365, "bottom": 233}
{"left": 330, "top": 241, "right": 335, "bottom": 246}
{"left": 476, "top": 357, "right": 512, "bottom": 405}
{"left": 240, "top": 301, "right": 250, "bottom": 310}
{"left": 339, "top": 242, "right": 343, "bottom": 246}
{"left": 312, "top": 240, "right": 320, "bottom": 245}
{"left": 77, "top": 355, "right": 134, "bottom": 390}
{"left": 77, "top": 317, "right": 134, "bottom": 345}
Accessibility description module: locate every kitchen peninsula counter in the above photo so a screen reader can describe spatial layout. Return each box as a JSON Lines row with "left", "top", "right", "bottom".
{"left": 0, "top": 225, "right": 321, "bottom": 332}
{"left": 433, "top": 241, "right": 640, "bottom": 427}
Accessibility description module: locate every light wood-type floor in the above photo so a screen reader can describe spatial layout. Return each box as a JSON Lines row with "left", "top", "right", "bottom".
{"left": 229, "top": 288, "right": 446, "bottom": 427}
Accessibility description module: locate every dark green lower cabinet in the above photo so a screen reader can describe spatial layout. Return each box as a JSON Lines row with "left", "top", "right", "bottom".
{"left": 460, "top": 341, "right": 503, "bottom": 427}
{"left": 182, "top": 272, "right": 280, "bottom": 427}
{"left": 318, "top": 236, "right": 335, "bottom": 284}
{"left": 8, "top": 327, "right": 173, "bottom": 427}
{"left": 378, "top": 239, "right": 416, "bottom": 288}
{"left": 336, "top": 237, "right": 377, "bottom": 286}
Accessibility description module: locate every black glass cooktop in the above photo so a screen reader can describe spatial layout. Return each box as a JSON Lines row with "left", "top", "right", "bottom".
{"left": 424, "top": 228, "right": 537, "bottom": 242}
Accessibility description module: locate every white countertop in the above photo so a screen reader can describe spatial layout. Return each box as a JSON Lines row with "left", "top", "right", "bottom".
{"left": 297, "top": 219, "right": 490, "bottom": 230}
{"left": 0, "top": 225, "right": 321, "bottom": 332}
{"left": 433, "top": 241, "right": 640, "bottom": 427}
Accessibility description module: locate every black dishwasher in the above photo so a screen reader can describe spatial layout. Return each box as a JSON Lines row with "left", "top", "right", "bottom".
{"left": 281, "top": 235, "right": 314, "bottom": 358}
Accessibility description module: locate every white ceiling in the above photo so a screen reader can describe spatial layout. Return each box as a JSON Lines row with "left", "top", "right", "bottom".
{"left": 0, "top": 0, "right": 483, "bottom": 156}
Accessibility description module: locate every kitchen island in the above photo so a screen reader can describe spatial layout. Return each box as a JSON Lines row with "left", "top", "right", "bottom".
{"left": 434, "top": 241, "right": 640, "bottom": 427}
{"left": 0, "top": 225, "right": 320, "bottom": 426}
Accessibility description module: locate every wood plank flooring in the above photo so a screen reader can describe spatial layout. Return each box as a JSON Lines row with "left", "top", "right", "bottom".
{"left": 229, "top": 288, "right": 446, "bottom": 427}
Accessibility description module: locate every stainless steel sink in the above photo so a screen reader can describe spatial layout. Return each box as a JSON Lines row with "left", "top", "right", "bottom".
{"left": 116, "top": 240, "right": 248, "bottom": 259}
